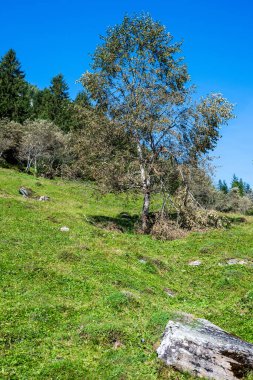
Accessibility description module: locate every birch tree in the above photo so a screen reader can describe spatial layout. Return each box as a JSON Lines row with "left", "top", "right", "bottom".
{"left": 80, "top": 14, "right": 234, "bottom": 232}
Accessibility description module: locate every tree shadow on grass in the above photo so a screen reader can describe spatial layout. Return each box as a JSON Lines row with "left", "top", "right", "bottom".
{"left": 88, "top": 212, "right": 140, "bottom": 233}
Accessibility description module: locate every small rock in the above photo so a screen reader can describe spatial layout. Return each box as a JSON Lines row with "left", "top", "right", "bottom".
{"left": 227, "top": 258, "right": 248, "bottom": 265}
{"left": 188, "top": 260, "right": 202, "bottom": 266}
{"left": 19, "top": 186, "right": 33, "bottom": 198}
{"left": 60, "top": 226, "right": 70, "bottom": 232}
{"left": 164, "top": 288, "right": 176, "bottom": 297}
{"left": 39, "top": 195, "right": 50, "bottom": 201}
{"left": 139, "top": 259, "right": 147, "bottom": 264}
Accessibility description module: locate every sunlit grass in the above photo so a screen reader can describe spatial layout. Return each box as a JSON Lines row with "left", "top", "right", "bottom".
{"left": 0, "top": 168, "right": 253, "bottom": 379}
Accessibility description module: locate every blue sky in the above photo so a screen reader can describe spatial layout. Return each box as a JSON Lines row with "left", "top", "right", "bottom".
{"left": 1, "top": 0, "right": 253, "bottom": 185}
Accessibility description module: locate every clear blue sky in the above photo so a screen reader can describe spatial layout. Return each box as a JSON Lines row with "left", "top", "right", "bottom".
{"left": 1, "top": 0, "right": 253, "bottom": 185}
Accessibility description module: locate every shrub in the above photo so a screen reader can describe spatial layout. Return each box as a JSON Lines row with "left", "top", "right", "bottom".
{"left": 0, "top": 118, "right": 23, "bottom": 164}
{"left": 18, "top": 119, "right": 67, "bottom": 176}
{"left": 215, "top": 187, "right": 253, "bottom": 214}
{"left": 151, "top": 218, "right": 188, "bottom": 240}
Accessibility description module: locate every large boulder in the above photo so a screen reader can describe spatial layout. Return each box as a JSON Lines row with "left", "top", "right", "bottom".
{"left": 157, "top": 313, "right": 253, "bottom": 380}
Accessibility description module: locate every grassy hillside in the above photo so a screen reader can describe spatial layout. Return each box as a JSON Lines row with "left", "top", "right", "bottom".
{"left": 1, "top": 168, "right": 253, "bottom": 379}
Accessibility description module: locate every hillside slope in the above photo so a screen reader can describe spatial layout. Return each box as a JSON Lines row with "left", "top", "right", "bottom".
{"left": 1, "top": 168, "right": 253, "bottom": 379}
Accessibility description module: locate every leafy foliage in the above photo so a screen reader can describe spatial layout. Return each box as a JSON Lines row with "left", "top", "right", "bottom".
{"left": 18, "top": 119, "right": 67, "bottom": 176}
{"left": 80, "top": 14, "right": 234, "bottom": 231}
{"left": 0, "top": 118, "right": 23, "bottom": 164}
{"left": 216, "top": 175, "right": 253, "bottom": 214}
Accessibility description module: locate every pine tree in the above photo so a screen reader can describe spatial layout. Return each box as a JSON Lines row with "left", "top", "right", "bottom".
{"left": 32, "top": 74, "right": 73, "bottom": 131}
{"left": 244, "top": 182, "right": 252, "bottom": 195}
{"left": 238, "top": 178, "right": 245, "bottom": 196}
{"left": 231, "top": 174, "right": 239, "bottom": 188}
{"left": 74, "top": 90, "right": 91, "bottom": 108}
{"left": 50, "top": 74, "right": 69, "bottom": 100}
{"left": 231, "top": 175, "right": 244, "bottom": 196}
{"left": 48, "top": 74, "right": 71, "bottom": 130}
{"left": 33, "top": 88, "right": 53, "bottom": 120}
{"left": 218, "top": 179, "right": 229, "bottom": 194}
{"left": 0, "top": 49, "right": 30, "bottom": 122}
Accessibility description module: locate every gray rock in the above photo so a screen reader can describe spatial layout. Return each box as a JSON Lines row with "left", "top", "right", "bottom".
{"left": 39, "top": 195, "right": 50, "bottom": 201}
{"left": 227, "top": 258, "right": 248, "bottom": 265}
{"left": 157, "top": 313, "right": 253, "bottom": 380}
{"left": 60, "top": 226, "right": 70, "bottom": 232}
{"left": 188, "top": 260, "right": 202, "bottom": 266}
{"left": 19, "top": 187, "right": 33, "bottom": 198}
{"left": 164, "top": 287, "right": 176, "bottom": 297}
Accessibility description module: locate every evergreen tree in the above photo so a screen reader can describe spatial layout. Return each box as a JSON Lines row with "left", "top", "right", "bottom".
{"left": 231, "top": 174, "right": 239, "bottom": 188}
{"left": 50, "top": 74, "right": 69, "bottom": 101}
{"left": 74, "top": 90, "right": 91, "bottom": 108}
{"left": 48, "top": 74, "right": 71, "bottom": 130}
{"left": 238, "top": 178, "right": 245, "bottom": 196}
{"left": 0, "top": 49, "right": 30, "bottom": 122}
{"left": 230, "top": 175, "right": 252, "bottom": 196}
{"left": 244, "top": 182, "right": 252, "bottom": 195}
{"left": 218, "top": 179, "right": 229, "bottom": 194}
{"left": 231, "top": 174, "right": 244, "bottom": 196}
{"left": 33, "top": 88, "right": 52, "bottom": 119}
{"left": 32, "top": 74, "right": 73, "bottom": 132}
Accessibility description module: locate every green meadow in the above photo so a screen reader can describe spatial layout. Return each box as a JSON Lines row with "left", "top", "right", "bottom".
{"left": 1, "top": 168, "right": 253, "bottom": 379}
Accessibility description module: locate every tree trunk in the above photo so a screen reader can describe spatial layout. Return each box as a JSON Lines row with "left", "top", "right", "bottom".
{"left": 137, "top": 141, "right": 151, "bottom": 233}
{"left": 142, "top": 183, "right": 151, "bottom": 233}
{"left": 26, "top": 160, "right": 31, "bottom": 172}
{"left": 34, "top": 157, "right": 37, "bottom": 177}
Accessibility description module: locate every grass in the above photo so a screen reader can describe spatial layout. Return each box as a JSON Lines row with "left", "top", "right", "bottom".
{"left": 0, "top": 168, "right": 253, "bottom": 379}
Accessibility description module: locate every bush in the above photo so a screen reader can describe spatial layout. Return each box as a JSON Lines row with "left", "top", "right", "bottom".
{"left": 18, "top": 119, "right": 67, "bottom": 176}
{"left": 0, "top": 119, "right": 23, "bottom": 164}
{"left": 151, "top": 217, "right": 187, "bottom": 240}
{"left": 173, "top": 187, "right": 230, "bottom": 229}
{"left": 215, "top": 187, "right": 253, "bottom": 214}
{"left": 178, "top": 207, "right": 230, "bottom": 229}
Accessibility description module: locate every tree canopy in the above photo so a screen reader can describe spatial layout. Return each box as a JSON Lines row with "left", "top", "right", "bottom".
{"left": 80, "top": 14, "right": 234, "bottom": 231}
